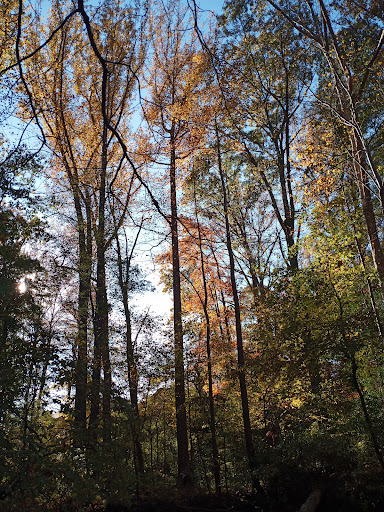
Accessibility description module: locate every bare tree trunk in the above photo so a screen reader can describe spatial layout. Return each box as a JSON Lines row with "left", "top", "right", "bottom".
{"left": 89, "top": 317, "right": 101, "bottom": 442}
{"left": 99, "top": 126, "right": 111, "bottom": 444}
{"left": 194, "top": 188, "right": 221, "bottom": 494}
{"left": 351, "top": 356, "right": 384, "bottom": 473}
{"left": 89, "top": 125, "right": 111, "bottom": 444}
{"left": 349, "top": 129, "right": 384, "bottom": 282}
{"left": 113, "top": 221, "right": 144, "bottom": 471}
{"left": 170, "top": 124, "right": 191, "bottom": 486}
{"left": 74, "top": 191, "right": 92, "bottom": 443}
{"left": 216, "top": 127, "right": 259, "bottom": 490}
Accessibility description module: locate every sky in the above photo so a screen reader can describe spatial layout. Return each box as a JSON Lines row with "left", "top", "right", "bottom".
{"left": 196, "top": 0, "right": 224, "bottom": 13}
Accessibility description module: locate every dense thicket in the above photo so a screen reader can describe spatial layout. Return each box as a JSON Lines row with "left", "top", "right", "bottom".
{"left": 1, "top": 0, "right": 384, "bottom": 510}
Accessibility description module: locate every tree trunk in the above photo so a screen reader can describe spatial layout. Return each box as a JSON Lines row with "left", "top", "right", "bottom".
{"left": 349, "top": 128, "right": 384, "bottom": 282}
{"left": 216, "top": 127, "right": 259, "bottom": 490}
{"left": 170, "top": 124, "right": 191, "bottom": 486}
{"left": 351, "top": 356, "right": 384, "bottom": 473}
{"left": 99, "top": 127, "right": 111, "bottom": 444}
{"left": 113, "top": 222, "right": 144, "bottom": 471}
{"left": 89, "top": 125, "right": 111, "bottom": 444}
{"left": 74, "top": 188, "right": 92, "bottom": 443}
{"left": 195, "top": 191, "right": 221, "bottom": 494}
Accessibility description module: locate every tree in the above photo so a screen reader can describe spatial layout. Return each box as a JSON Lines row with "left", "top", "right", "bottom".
{"left": 112, "top": 213, "right": 145, "bottom": 474}
{"left": 215, "top": 128, "right": 259, "bottom": 490}
{"left": 212, "top": 4, "right": 313, "bottom": 272}
{"left": 0, "top": 149, "right": 44, "bottom": 409}
{"left": 3, "top": 0, "right": 384, "bottom": 507}
{"left": 141, "top": 0, "right": 209, "bottom": 485}
{"left": 22, "top": 0, "right": 144, "bottom": 443}
{"left": 264, "top": 0, "right": 384, "bottom": 281}
{"left": 0, "top": 148, "right": 58, "bottom": 502}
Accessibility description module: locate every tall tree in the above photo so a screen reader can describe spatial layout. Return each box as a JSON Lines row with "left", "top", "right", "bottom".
{"left": 112, "top": 210, "right": 145, "bottom": 474}
{"left": 22, "top": 0, "right": 142, "bottom": 443}
{"left": 141, "top": 0, "right": 209, "bottom": 485}
{"left": 215, "top": 128, "right": 259, "bottom": 490}
{"left": 217, "top": 5, "right": 313, "bottom": 272}
{"left": 264, "top": 0, "right": 384, "bottom": 280}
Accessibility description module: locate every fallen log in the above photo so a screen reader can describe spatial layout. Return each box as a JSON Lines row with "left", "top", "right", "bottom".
{"left": 299, "top": 489, "right": 322, "bottom": 512}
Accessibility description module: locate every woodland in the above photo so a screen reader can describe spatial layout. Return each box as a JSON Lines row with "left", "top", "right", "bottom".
{"left": 1, "top": 0, "right": 384, "bottom": 510}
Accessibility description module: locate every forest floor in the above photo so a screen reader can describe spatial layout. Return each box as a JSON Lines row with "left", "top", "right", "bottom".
{"left": 101, "top": 495, "right": 354, "bottom": 512}
{"left": 125, "top": 494, "right": 264, "bottom": 512}
{"left": 102, "top": 488, "right": 384, "bottom": 512}
{"left": 7, "top": 488, "right": 384, "bottom": 512}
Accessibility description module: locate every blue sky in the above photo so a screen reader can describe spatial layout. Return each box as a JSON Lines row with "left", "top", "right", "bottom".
{"left": 197, "top": 0, "right": 224, "bottom": 13}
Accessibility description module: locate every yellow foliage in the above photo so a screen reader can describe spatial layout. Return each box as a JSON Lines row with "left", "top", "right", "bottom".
{"left": 294, "top": 122, "right": 343, "bottom": 207}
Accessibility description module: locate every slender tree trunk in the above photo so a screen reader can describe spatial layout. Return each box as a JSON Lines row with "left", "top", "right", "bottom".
{"left": 210, "top": 246, "right": 233, "bottom": 346}
{"left": 89, "top": 321, "right": 101, "bottom": 441}
{"left": 89, "top": 125, "right": 111, "bottom": 443}
{"left": 194, "top": 191, "right": 221, "bottom": 494}
{"left": 99, "top": 126, "right": 111, "bottom": 444}
{"left": 38, "top": 334, "right": 53, "bottom": 404}
{"left": 351, "top": 356, "right": 384, "bottom": 473}
{"left": 74, "top": 190, "right": 92, "bottom": 442}
{"left": 223, "top": 432, "right": 229, "bottom": 494}
{"left": 156, "top": 421, "right": 159, "bottom": 467}
{"left": 216, "top": 127, "right": 259, "bottom": 490}
{"left": 114, "top": 228, "right": 144, "bottom": 472}
{"left": 349, "top": 128, "right": 384, "bottom": 282}
{"left": 283, "top": 68, "right": 297, "bottom": 271}
{"left": 170, "top": 123, "right": 191, "bottom": 486}
{"left": 126, "top": 306, "right": 144, "bottom": 471}
{"left": 163, "top": 401, "right": 167, "bottom": 473}
{"left": 186, "top": 365, "right": 194, "bottom": 464}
